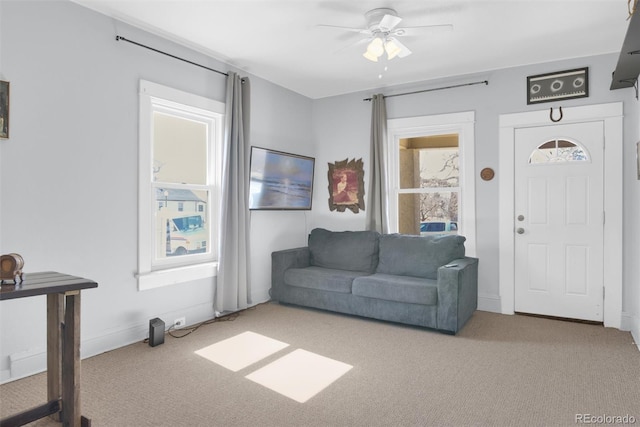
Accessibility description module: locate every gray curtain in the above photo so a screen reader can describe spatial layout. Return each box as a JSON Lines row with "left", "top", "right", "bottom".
{"left": 366, "top": 94, "right": 389, "bottom": 233}
{"left": 216, "top": 71, "right": 251, "bottom": 313}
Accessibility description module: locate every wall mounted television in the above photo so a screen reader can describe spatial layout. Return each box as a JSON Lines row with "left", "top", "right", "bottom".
{"left": 249, "top": 146, "right": 315, "bottom": 210}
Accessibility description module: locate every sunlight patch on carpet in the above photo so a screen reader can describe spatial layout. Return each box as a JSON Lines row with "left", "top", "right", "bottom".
{"left": 245, "top": 349, "right": 353, "bottom": 403}
{"left": 195, "top": 331, "right": 289, "bottom": 372}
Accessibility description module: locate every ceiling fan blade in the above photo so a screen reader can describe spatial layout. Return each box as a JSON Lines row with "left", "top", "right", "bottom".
{"left": 333, "top": 37, "right": 370, "bottom": 55}
{"left": 391, "top": 37, "right": 412, "bottom": 58}
{"left": 379, "top": 14, "right": 402, "bottom": 31}
{"left": 393, "top": 24, "right": 453, "bottom": 37}
{"left": 316, "top": 24, "right": 370, "bottom": 35}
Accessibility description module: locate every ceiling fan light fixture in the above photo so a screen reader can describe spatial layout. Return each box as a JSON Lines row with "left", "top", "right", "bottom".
{"left": 366, "top": 37, "right": 384, "bottom": 56}
{"left": 363, "top": 50, "right": 379, "bottom": 62}
{"left": 320, "top": 7, "right": 452, "bottom": 64}
{"left": 384, "top": 39, "right": 401, "bottom": 60}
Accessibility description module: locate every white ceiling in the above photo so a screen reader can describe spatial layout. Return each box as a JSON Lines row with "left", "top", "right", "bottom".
{"left": 71, "top": 0, "right": 631, "bottom": 99}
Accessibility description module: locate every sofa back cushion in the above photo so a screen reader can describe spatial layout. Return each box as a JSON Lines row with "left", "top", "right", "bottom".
{"left": 308, "top": 228, "right": 380, "bottom": 273}
{"left": 376, "top": 234, "right": 466, "bottom": 279}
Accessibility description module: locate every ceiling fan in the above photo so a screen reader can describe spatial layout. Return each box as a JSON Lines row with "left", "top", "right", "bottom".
{"left": 318, "top": 8, "right": 453, "bottom": 62}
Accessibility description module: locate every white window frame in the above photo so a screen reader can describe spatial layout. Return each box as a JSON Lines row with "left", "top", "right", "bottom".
{"left": 137, "top": 80, "right": 224, "bottom": 291}
{"left": 387, "top": 111, "right": 476, "bottom": 256}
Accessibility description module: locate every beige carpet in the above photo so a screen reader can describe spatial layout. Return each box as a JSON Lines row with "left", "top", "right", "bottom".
{"left": 1, "top": 302, "right": 639, "bottom": 426}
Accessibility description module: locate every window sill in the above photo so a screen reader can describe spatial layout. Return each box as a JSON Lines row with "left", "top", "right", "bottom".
{"left": 137, "top": 262, "right": 217, "bottom": 291}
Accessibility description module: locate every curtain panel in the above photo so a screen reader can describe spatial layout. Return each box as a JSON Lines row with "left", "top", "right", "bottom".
{"left": 366, "top": 94, "right": 389, "bottom": 234}
{"left": 216, "top": 72, "right": 252, "bottom": 313}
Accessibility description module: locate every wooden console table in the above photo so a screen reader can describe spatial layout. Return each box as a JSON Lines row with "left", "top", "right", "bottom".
{"left": 0, "top": 272, "right": 98, "bottom": 427}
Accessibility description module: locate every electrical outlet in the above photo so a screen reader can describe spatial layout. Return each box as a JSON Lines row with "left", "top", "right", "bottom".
{"left": 174, "top": 317, "right": 186, "bottom": 329}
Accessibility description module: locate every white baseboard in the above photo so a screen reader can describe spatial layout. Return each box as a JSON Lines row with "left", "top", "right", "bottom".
{"left": 623, "top": 311, "right": 640, "bottom": 351}
{"left": 620, "top": 311, "right": 634, "bottom": 331}
{"left": 81, "top": 303, "right": 216, "bottom": 361}
{"left": 6, "top": 347, "right": 47, "bottom": 382}
{"left": 1, "top": 303, "right": 216, "bottom": 385}
{"left": 478, "top": 293, "right": 501, "bottom": 313}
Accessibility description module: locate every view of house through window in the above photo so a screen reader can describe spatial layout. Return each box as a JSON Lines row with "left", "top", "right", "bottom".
{"left": 398, "top": 134, "right": 459, "bottom": 236}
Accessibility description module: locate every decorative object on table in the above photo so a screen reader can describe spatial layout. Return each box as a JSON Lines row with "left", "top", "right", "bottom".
{"left": 527, "top": 67, "right": 588, "bottom": 104}
{"left": 248, "top": 146, "right": 315, "bottom": 210}
{"left": 480, "top": 167, "right": 495, "bottom": 181}
{"left": 328, "top": 158, "right": 365, "bottom": 213}
{"left": 0, "top": 253, "right": 24, "bottom": 284}
{"left": 0, "top": 80, "right": 8, "bottom": 139}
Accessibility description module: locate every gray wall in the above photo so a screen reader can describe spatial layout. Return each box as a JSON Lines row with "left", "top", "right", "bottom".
{"left": 1, "top": 0, "right": 638, "bottom": 383}
{"left": 0, "top": 0, "right": 312, "bottom": 381}
{"left": 309, "top": 57, "right": 639, "bottom": 339}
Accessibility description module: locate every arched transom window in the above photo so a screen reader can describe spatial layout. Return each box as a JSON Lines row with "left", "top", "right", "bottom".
{"left": 529, "top": 139, "right": 589, "bottom": 164}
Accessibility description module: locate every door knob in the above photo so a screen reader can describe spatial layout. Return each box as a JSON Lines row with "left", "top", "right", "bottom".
{"left": 517, "top": 215, "right": 525, "bottom": 221}
{"left": 516, "top": 228, "right": 525, "bottom": 234}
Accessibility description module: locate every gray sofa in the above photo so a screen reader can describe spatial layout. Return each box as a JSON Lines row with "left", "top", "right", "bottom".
{"left": 271, "top": 228, "right": 479, "bottom": 334}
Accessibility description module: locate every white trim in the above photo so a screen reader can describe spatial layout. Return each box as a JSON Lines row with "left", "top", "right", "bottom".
{"left": 498, "top": 102, "right": 623, "bottom": 328}
{"left": 478, "top": 293, "right": 502, "bottom": 313}
{"left": 137, "top": 80, "right": 224, "bottom": 291}
{"left": 387, "top": 111, "right": 477, "bottom": 256}
{"left": 1, "top": 301, "right": 218, "bottom": 383}
{"left": 137, "top": 261, "right": 218, "bottom": 291}
{"left": 621, "top": 310, "right": 640, "bottom": 351}
{"left": 621, "top": 311, "right": 640, "bottom": 351}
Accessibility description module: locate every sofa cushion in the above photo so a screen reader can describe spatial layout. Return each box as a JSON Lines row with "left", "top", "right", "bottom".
{"left": 352, "top": 274, "right": 438, "bottom": 305}
{"left": 284, "top": 266, "right": 368, "bottom": 293}
{"left": 376, "top": 234, "right": 466, "bottom": 280}
{"left": 308, "top": 228, "right": 380, "bottom": 273}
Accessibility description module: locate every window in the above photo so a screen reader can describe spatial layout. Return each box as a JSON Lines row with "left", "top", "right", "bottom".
{"left": 387, "top": 112, "right": 476, "bottom": 256}
{"left": 398, "top": 142, "right": 460, "bottom": 235}
{"left": 529, "top": 139, "right": 588, "bottom": 164}
{"left": 137, "top": 80, "right": 224, "bottom": 290}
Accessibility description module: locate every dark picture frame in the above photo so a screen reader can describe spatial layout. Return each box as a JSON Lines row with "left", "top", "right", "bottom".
{"left": 249, "top": 146, "right": 315, "bottom": 210}
{"left": 328, "top": 158, "right": 365, "bottom": 213}
{"left": 527, "top": 67, "right": 588, "bottom": 104}
{"left": 0, "top": 81, "right": 9, "bottom": 139}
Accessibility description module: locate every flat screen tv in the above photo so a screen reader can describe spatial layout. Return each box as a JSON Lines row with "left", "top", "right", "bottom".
{"left": 249, "top": 147, "right": 315, "bottom": 210}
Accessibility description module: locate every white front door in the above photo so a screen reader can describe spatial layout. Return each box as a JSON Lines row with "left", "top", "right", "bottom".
{"left": 514, "top": 121, "right": 604, "bottom": 321}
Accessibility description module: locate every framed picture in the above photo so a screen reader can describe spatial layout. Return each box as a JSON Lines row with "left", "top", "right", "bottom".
{"left": 527, "top": 67, "right": 588, "bottom": 104}
{"left": 328, "top": 158, "right": 365, "bottom": 213}
{"left": 0, "top": 81, "right": 8, "bottom": 139}
{"left": 249, "top": 146, "right": 315, "bottom": 210}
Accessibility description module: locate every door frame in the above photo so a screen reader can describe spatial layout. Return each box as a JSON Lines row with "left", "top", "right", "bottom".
{"left": 498, "top": 102, "right": 623, "bottom": 328}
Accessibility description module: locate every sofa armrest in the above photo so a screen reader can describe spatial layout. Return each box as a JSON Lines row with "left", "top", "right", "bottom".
{"left": 271, "top": 247, "right": 310, "bottom": 300}
{"left": 436, "top": 257, "right": 479, "bottom": 334}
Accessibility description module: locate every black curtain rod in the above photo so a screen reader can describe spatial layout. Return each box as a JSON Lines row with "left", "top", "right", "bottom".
{"left": 115, "top": 35, "right": 228, "bottom": 77}
{"left": 363, "top": 80, "right": 489, "bottom": 101}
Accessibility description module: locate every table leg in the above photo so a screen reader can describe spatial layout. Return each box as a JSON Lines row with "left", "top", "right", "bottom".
{"left": 46, "top": 294, "right": 63, "bottom": 422}
{"left": 62, "top": 291, "right": 81, "bottom": 427}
